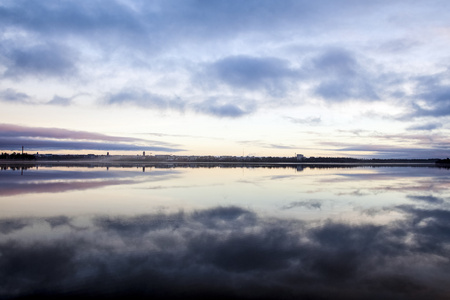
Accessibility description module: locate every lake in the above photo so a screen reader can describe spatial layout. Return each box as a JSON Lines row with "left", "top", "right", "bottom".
{"left": 1, "top": 164, "right": 449, "bottom": 299}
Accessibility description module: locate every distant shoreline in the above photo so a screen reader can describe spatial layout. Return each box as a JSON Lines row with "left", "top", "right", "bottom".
{"left": 0, "top": 159, "right": 440, "bottom": 168}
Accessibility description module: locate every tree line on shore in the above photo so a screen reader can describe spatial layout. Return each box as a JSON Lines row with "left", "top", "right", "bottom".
{"left": 0, "top": 152, "right": 35, "bottom": 160}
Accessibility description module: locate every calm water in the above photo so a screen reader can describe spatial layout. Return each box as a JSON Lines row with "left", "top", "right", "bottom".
{"left": 1, "top": 164, "right": 449, "bottom": 299}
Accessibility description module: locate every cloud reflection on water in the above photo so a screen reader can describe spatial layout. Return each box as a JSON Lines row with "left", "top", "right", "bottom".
{"left": 1, "top": 205, "right": 449, "bottom": 299}
{"left": 0, "top": 167, "right": 181, "bottom": 197}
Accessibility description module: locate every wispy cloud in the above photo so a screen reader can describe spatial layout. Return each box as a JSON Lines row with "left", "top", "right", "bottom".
{"left": 282, "top": 200, "right": 322, "bottom": 210}
{"left": 239, "top": 140, "right": 299, "bottom": 150}
{"left": 106, "top": 88, "right": 185, "bottom": 111}
{"left": 286, "top": 116, "right": 321, "bottom": 125}
{"left": 0, "top": 89, "right": 31, "bottom": 104}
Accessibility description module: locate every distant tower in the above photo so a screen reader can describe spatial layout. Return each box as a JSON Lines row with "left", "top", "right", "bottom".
{"left": 143, "top": 151, "right": 145, "bottom": 156}
{"left": 22, "top": 146, "right": 24, "bottom": 155}
{"left": 107, "top": 152, "right": 109, "bottom": 156}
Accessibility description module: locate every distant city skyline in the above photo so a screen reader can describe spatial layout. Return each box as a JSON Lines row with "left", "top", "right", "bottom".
{"left": 1, "top": 1, "right": 449, "bottom": 159}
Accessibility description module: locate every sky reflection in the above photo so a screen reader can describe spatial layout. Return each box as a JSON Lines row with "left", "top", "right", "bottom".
{"left": 0, "top": 165, "right": 449, "bottom": 299}
{"left": 1, "top": 204, "right": 450, "bottom": 299}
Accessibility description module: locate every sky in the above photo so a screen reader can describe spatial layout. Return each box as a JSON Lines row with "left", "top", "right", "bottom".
{"left": 0, "top": 0, "right": 450, "bottom": 158}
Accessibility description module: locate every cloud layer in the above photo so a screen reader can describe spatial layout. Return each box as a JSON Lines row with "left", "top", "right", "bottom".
{"left": 0, "top": 0, "right": 449, "bottom": 157}
{"left": 0, "top": 0, "right": 449, "bottom": 117}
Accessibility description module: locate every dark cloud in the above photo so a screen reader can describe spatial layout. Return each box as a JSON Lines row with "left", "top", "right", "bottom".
{"left": 205, "top": 55, "right": 298, "bottom": 96}
{"left": 1, "top": 205, "right": 450, "bottom": 299}
{"left": 306, "top": 49, "right": 379, "bottom": 101}
{"left": 407, "top": 195, "right": 444, "bottom": 204}
{"left": 0, "top": 1, "right": 351, "bottom": 50}
{"left": 1, "top": 43, "right": 77, "bottom": 78}
{"left": 407, "top": 122, "right": 443, "bottom": 131}
{"left": 200, "top": 49, "right": 384, "bottom": 104}
{"left": 45, "top": 216, "right": 73, "bottom": 228}
{"left": 0, "top": 218, "right": 30, "bottom": 234}
{"left": 404, "top": 71, "right": 450, "bottom": 118}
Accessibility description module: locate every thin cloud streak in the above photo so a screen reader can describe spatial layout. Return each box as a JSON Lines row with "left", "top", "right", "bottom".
{"left": 0, "top": 124, "right": 183, "bottom": 152}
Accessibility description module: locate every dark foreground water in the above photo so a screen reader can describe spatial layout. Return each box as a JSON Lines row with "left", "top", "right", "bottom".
{"left": 1, "top": 164, "right": 449, "bottom": 299}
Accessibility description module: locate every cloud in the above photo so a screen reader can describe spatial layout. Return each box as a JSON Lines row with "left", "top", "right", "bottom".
{"left": 0, "top": 124, "right": 183, "bottom": 152}
{"left": 0, "top": 91, "right": 85, "bottom": 106}
{"left": 0, "top": 218, "right": 30, "bottom": 234}
{"left": 306, "top": 49, "right": 380, "bottom": 101}
{"left": 106, "top": 88, "right": 256, "bottom": 118}
{"left": 193, "top": 98, "right": 256, "bottom": 118}
{"left": 1, "top": 205, "right": 450, "bottom": 299}
{"left": 282, "top": 200, "right": 322, "bottom": 210}
{"left": 0, "top": 137, "right": 182, "bottom": 152}
{"left": 378, "top": 38, "right": 420, "bottom": 53}
{"left": 286, "top": 116, "right": 321, "bottom": 125}
{"left": 321, "top": 138, "right": 450, "bottom": 159}
{"left": 1, "top": 43, "right": 77, "bottom": 78}
{"left": 204, "top": 55, "right": 298, "bottom": 96}
{"left": 336, "top": 145, "right": 448, "bottom": 159}
{"left": 407, "top": 122, "right": 443, "bottom": 131}
{"left": 0, "top": 0, "right": 449, "bottom": 131}
{"left": 47, "top": 95, "right": 72, "bottom": 106}
{"left": 238, "top": 140, "right": 299, "bottom": 150}
{"left": 199, "top": 50, "right": 383, "bottom": 105}
{"left": 404, "top": 70, "right": 450, "bottom": 118}
{"left": 0, "top": 89, "right": 31, "bottom": 104}
{"left": 106, "top": 89, "right": 185, "bottom": 111}
{"left": 0, "top": 1, "right": 335, "bottom": 50}
{"left": 407, "top": 195, "right": 444, "bottom": 204}
{"left": 0, "top": 124, "right": 139, "bottom": 142}
{"left": 0, "top": 0, "right": 440, "bottom": 120}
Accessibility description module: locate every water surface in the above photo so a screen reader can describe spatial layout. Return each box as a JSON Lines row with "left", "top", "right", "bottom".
{"left": 1, "top": 165, "right": 449, "bottom": 299}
